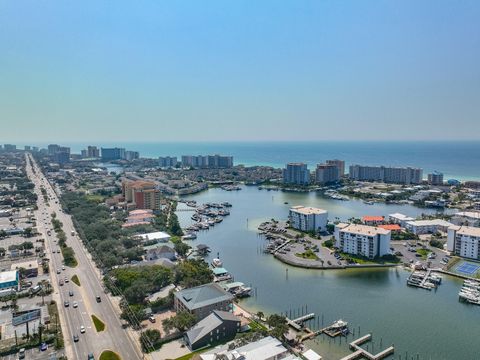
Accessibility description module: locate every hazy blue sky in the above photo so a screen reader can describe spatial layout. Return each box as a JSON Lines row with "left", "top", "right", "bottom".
{"left": 1, "top": 1, "right": 479, "bottom": 142}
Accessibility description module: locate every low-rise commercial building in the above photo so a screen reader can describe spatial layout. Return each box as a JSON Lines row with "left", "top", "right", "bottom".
{"left": 185, "top": 310, "right": 240, "bottom": 350}
{"left": 447, "top": 226, "right": 480, "bottom": 260}
{"left": 0, "top": 270, "right": 19, "bottom": 291}
{"left": 404, "top": 219, "right": 453, "bottom": 235}
{"left": 11, "top": 260, "right": 39, "bottom": 278}
{"left": 174, "top": 283, "right": 234, "bottom": 321}
{"left": 289, "top": 206, "right": 328, "bottom": 233}
{"left": 334, "top": 223, "right": 391, "bottom": 259}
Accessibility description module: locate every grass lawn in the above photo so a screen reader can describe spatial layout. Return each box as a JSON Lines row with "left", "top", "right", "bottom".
{"left": 91, "top": 314, "right": 106, "bottom": 332}
{"left": 248, "top": 320, "right": 268, "bottom": 332}
{"left": 71, "top": 274, "right": 81, "bottom": 286}
{"left": 295, "top": 249, "right": 318, "bottom": 260}
{"left": 86, "top": 194, "right": 105, "bottom": 203}
{"left": 99, "top": 350, "right": 121, "bottom": 360}
{"left": 174, "top": 348, "right": 211, "bottom": 360}
{"left": 416, "top": 248, "right": 429, "bottom": 259}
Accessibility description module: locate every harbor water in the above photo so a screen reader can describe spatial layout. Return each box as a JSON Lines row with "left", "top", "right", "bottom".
{"left": 178, "top": 186, "right": 480, "bottom": 360}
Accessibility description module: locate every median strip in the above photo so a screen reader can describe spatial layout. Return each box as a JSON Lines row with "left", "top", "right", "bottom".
{"left": 91, "top": 314, "right": 106, "bottom": 332}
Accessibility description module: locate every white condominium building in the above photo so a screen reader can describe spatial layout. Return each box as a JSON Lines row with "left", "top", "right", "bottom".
{"left": 334, "top": 223, "right": 391, "bottom": 259}
{"left": 289, "top": 206, "right": 328, "bottom": 232}
{"left": 447, "top": 226, "right": 480, "bottom": 260}
{"left": 388, "top": 213, "right": 415, "bottom": 227}
{"left": 404, "top": 219, "right": 453, "bottom": 235}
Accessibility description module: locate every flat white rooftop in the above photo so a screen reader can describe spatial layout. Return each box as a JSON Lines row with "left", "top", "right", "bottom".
{"left": 454, "top": 211, "right": 480, "bottom": 220}
{"left": 337, "top": 223, "right": 390, "bottom": 236}
{"left": 450, "top": 225, "right": 480, "bottom": 237}
{"left": 290, "top": 206, "right": 327, "bottom": 215}
{"left": 0, "top": 270, "right": 18, "bottom": 283}
{"left": 137, "top": 231, "right": 171, "bottom": 241}
{"left": 406, "top": 219, "right": 453, "bottom": 227}
{"left": 388, "top": 213, "right": 414, "bottom": 221}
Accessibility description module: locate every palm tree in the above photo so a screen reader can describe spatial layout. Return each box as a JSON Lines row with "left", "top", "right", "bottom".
{"left": 256, "top": 311, "right": 264, "bottom": 321}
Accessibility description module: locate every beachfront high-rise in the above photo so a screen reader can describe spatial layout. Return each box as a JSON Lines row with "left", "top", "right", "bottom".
{"left": 283, "top": 163, "right": 310, "bottom": 185}
{"left": 181, "top": 155, "right": 233, "bottom": 168}
{"left": 326, "top": 159, "right": 345, "bottom": 177}
{"left": 315, "top": 163, "right": 340, "bottom": 185}
{"left": 101, "top": 147, "right": 126, "bottom": 161}
{"left": 334, "top": 223, "right": 391, "bottom": 259}
{"left": 349, "top": 165, "right": 423, "bottom": 184}
{"left": 428, "top": 171, "right": 444, "bottom": 185}
{"left": 447, "top": 226, "right": 480, "bottom": 260}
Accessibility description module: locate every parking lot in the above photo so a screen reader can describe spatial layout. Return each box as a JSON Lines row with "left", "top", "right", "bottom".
{"left": 1, "top": 347, "right": 64, "bottom": 360}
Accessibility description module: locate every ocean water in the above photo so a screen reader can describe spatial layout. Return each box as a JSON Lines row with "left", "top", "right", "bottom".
{"left": 58, "top": 141, "right": 480, "bottom": 180}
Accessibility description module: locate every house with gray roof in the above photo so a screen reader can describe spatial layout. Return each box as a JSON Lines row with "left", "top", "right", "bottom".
{"left": 185, "top": 310, "right": 240, "bottom": 350}
{"left": 174, "top": 283, "right": 234, "bottom": 320}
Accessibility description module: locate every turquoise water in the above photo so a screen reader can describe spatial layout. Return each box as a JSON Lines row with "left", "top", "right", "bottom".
{"left": 177, "top": 186, "right": 480, "bottom": 360}
{"left": 64, "top": 141, "right": 480, "bottom": 180}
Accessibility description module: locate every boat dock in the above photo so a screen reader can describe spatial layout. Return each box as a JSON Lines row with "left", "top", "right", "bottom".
{"left": 272, "top": 239, "right": 292, "bottom": 254}
{"left": 339, "top": 334, "right": 395, "bottom": 360}
{"left": 458, "top": 279, "right": 480, "bottom": 305}
{"left": 286, "top": 313, "right": 315, "bottom": 331}
{"left": 406, "top": 269, "right": 442, "bottom": 290}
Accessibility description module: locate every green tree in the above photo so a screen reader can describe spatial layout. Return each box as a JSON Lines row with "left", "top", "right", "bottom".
{"left": 174, "top": 241, "right": 191, "bottom": 258}
{"left": 266, "top": 314, "right": 289, "bottom": 340}
{"left": 162, "top": 311, "right": 196, "bottom": 334}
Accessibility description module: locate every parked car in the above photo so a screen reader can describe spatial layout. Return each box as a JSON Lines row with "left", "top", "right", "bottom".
{"left": 64, "top": 301, "right": 69, "bottom": 307}
{"left": 40, "top": 342, "right": 48, "bottom": 351}
{"left": 148, "top": 315, "right": 156, "bottom": 323}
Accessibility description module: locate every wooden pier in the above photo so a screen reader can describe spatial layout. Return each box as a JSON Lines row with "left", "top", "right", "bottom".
{"left": 339, "top": 334, "right": 394, "bottom": 360}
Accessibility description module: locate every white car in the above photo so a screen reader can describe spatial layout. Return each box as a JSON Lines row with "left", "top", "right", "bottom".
{"left": 80, "top": 325, "right": 86, "bottom": 333}
{"left": 73, "top": 301, "right": 78, "bottom": 308}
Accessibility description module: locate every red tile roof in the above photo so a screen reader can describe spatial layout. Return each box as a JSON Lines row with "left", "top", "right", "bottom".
{"left": 362, "top": 216, "right": 385, "bottom": 222}
{"left": 378, "top": 224, "right": 402, "bottom": 231}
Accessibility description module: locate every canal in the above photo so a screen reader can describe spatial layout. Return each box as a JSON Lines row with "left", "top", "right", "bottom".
{"left": 177, "top": 186, "right": 479, "bottom": 360}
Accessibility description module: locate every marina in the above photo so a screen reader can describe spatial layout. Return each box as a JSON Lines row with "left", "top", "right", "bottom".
{"left": 177, "top": 186, "right": 480, "bottom": 359}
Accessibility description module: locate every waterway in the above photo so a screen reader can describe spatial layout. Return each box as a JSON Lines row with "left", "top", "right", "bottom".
{"left": 177, "top": 186, "right": 480, "bottom": 360}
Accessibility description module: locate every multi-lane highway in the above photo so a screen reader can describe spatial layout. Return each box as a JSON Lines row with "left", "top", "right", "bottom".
{"left": 26, "top": 154, "right": 142, "bottom": 360}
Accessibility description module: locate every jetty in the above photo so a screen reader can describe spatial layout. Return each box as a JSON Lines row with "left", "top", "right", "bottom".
{"left": 339, "top": 334, "right": 395, "bottom": 360}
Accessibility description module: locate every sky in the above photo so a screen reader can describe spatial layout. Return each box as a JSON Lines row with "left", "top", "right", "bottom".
{"left": 1, "top": 0, "right": 479, "bottom": 143}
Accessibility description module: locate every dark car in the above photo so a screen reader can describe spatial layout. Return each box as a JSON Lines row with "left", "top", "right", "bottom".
{"left": 69, "top": 290, "right": 74, "bottom": 296}
{"left": 40, "top": 342, "right": 48, "bottom": 351}
{"left": 73, "top": 334, "right": 79, "bottom": 342}
{"left": 95, "top": 295, "right": 101, "bottom": 303}
{"left": 64, "top": 301, "right": 69, "bottom": 307}
{"left": 88, "top": 354, "right": 95, "bottom": 360}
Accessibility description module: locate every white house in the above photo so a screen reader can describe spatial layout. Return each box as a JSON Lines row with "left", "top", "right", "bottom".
{"left": 289, "top": 206, "right": 328, "bottom": 233}
{"left": 334, "top": 223, "right": 391, "bottom": 259}
{"left": 451, "top": 211, "right": 480, "bottom": 227}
